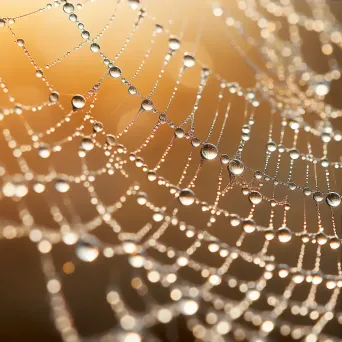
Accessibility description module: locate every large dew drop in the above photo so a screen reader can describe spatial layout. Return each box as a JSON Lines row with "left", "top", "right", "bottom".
{"left": 55, "top": 178, "right": 70, "bottom": 193}
{"left": 200, "top": 143, "right": 218, "bottom": 160}
{"left": 72, "top": 94, "right": 86, "bottom": 109}
{"left": 81, "top": 137, "right": 94, "bottom": 151}
{"left": 76, "top": 236, "right": 100, "bottom": 262}
{"left": 277, "top": 227, "right": 292, "bottom": 243}
{"left": 228, "top": 159, "right": 244, "bottom": 175}
{"left": 178, "top": 188, "right": 195, "bottom": 206}
{"left": 326, "top": 192, "right": 341, "bottom": 207}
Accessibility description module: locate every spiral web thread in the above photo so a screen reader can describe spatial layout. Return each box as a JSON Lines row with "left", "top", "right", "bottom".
{"left": 0, "top": 0, "right": 341, "bottom": 341}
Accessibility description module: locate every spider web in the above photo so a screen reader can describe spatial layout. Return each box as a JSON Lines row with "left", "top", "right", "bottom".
{"left": 0, "top": 0, "right": 341, "bottom": 341}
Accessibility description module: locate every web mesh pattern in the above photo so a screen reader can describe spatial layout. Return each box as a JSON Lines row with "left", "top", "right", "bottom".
{"left": 0, "top": 0, "right": 341, "bottom": 341}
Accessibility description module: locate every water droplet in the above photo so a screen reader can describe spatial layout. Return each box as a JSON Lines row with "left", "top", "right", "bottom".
{"left": 72, "top": 94, "right": 86, "bottom": 109}
{"left": 329, "top": 237, "right": 341, "bottom": 250}
{"left": 266, "top": 141, "right": 277, "bottom": 152}
{"left": 128, "top": 86, "right": 137, "bottom": 95}
{"left": 316, "top": 232, "right": 328, "bottom": 245}
{"left": 277, "top": 227, "right": 292, "bottom": 243}
{"left": 49, "top": 91, "right": 59, "bottom": 103}
{"left": 312, "top": 80, "right": 330, "bottom": 96}
{"left": 289, "top": 148, "right": 300, "bottom": 160}
{"left": 69, "top": 13, "right": 77, "bottom": 22}
{"left": 109, "top": 66, "right": 122, "bottom": 78}
{"left": 81, "top": 30, "right": 90, "bottom": 39}
{"left": 169, "top": 37, "right": 181, "bottom": 50}
{"left": 191, "top": 137, "right": 201, "bottom": 147}
{"left": 178, "top": 188, "right": 195, "bottom": 206}
{"left": 137, "top": 192, "right": 148, "bottom": 205}
{"left": 311, "top": 271, "right": 323, "bottom": 285}
{"left": 122, "top": 240, "right": 138, "bottom": 254}
{"left": 153, "top": 210, "right": 164, "bottom": 222}
{"left": 147, "top": 170, "right": 157, "bottom": 181}
{"left": 35, "top": 69, "right": 43, "bottom": 78}
{"left": 174, "top": 127, "right": 185, "bottom": 138}
{"left": 155, "top": 24, "right": 163, "bottom": 33}
{"left": 180, "top": 299, "right": 198, "bottom": 315}
{"left": 106, "top": 134, "right": 116, "bottom": 146}
{"left": 90, "top": 43, "right": 100, "bottom": 52}
{"left": 200, "top": 143, "right": 218, "bottom": 160}
{"left": 326, "top": 192, "right": 341, "bottom": 207}
{"left": 76, "top": 236, "right": 99, "bottom": 262}
{"left": 248, "top": 191, "right": 262, "bottom": 205}
{"left": 228, "top": 159, "right": 244, "bottom": 175}
{"left": 141, "top": 99, "right": 154, "bottom": 111}
{"left": 55, "top": 178, "right": 70, "bottom": 193}
{"left": 93, "top": 121, "right": 103, "bottom": 133}
{"left": 183, "top": 54, "right": 196, "bottom": 68}
{"left": 63, "top": 3, "right": 75, "bottom": 14}
{"left": 81, "top": 137, "right": 94, "bottom": 151}
{"left": 128, "top": 0, "right": 140, "bottom": 10}
{"left": 33, "top": 183, "right": 45, "bottom": 193}
{"left": 38, "top": 144, "right": 51, "bottom": 158}
{"left": 220, "top": 154, "right": 229, "bottom": 165}
{"left": 0, "top": 19, "right": 6, "bottom": 28}
{"left": 16, "top": 38, "right": 25, "bottom": 47}
{"left": 278, "top": 264, "right": 289, "bottom": 278}
{"left": 292, "top": 270, "right": 304, "bottom": 284}
{"left": 303, "top": 187, "right": 311, "bottom": 196}
{"left": 313, "top": 191, "right": 324, "bottom": 203}
{"left": 230, "top": 215, "right": 241, "bottom": 227}
{"left": 242, "top": 218, "right": 256, "bottom": 233}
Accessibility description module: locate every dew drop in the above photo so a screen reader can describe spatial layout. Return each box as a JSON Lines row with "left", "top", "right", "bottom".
{"left": 128, "top": 86, "right": 137, "bottom": 95}
{"left": 316, "top": 232, "right": 328, "bottom": 245}
{"left": 228, "top": 159, "right": 244, "bottom": 175}
{"left": 128, "top": 0, "right": 140, "bottom": 10}
{"left": 174, "top": 127, "right": 185, "bottom": 138}
{"left": 16, "top": 38, "right": 25, "bottom": 47}
{"left": 109, "top": 66, "right": 122, "bottom": 78}
{"left": 191, "top": 137, "right": 201, "bottom": 147}
{"left": 266, "top": 141, "right": 277, "bottom": 152}
{"left": 55, "top": 178, "right": 70, "bottom": 193}
{"left": 106, "top": 134, "right": 116, "bottom": 146}
{"left": 289, "top": 148, "right": 300, "bottom": 160}
{"left": 312, "top": 80, "right": 330, "bottom": 96}
{"left": 63, "top": 3, "right": 75, "bottom": 14}
{"left": 137, "top": 192, "right": 148, "bottom": 205}
{"left": 329, "top": 237, "right": 341, "bottom": 250}
{"left": 38, "top": 144, "right": 51, "bottom": 158}
{"left": 141, "top": 99, "right": 154, "bottom": 111}
{"left": 313, "top": 191, "right": 324, "bottom": 203}
{"left": 178, "top": 188, "right": 195, "bottom": 206}
{"left": 183, "top": 54, "right": 196, "bottom": 68}
{"left": 169, "top": 37, "right": 181, "bottom": 50}
{"left": 230, "top": 215, "right": 241, "bottom": 227}
{"left": 35, "top": 69, "right": 43, "bottom": 78}
{"left": 248, "top": 191, "right": 262, "bottom": 205}
{"left": 49, "top": 91, "right": 59, "bottom": 103}
{"left": 93, "top": 121, "right": 103, "bottom": 133}
{"left": 76, "top": 236, "right": 99, "bottom": 262}
{"left": 326, "top": 192, "right": 341, "bottom": 207}
{"left": 242, "top": 218, "right": 256, "bottom": 233}
{"left": 72, "top": 94, "right": 86, "bottom": 109}
{"left": 200, "top": 143, "right": 218, "bottom": 160}
{"left": 90, "top": 43, "right": 100, "bottom": 52}
{"left": 81, "top": 30, "right": 90, "bottom": 39}
{"left": 277, "top": 227, "right": 292, "bottom": 243}
{"left": 81, "top": 137, "right": 94, "bottom": 151}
